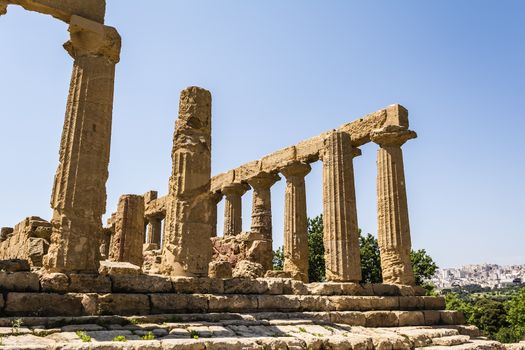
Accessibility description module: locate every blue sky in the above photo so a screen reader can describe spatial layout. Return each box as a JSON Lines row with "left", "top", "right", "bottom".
{"left": 1, "top": 1, "right": 523, "bottom": 268}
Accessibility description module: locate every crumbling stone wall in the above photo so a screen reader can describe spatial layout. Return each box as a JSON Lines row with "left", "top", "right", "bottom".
{"left": 0, "top": 217, "right": 51, "bottom": 267}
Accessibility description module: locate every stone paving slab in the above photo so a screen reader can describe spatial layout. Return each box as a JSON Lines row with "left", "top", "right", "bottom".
{"left": 0, "top": 317, "right": 517, "bottom": 350}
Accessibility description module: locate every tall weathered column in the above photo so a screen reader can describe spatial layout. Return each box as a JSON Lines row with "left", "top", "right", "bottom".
{"left": 109, "top": 195, "right": 145, "bottom": 267}
{"left": 44, "top": 16, "right": 121, "bottom": 273}
{"left": 222, "top": 183, "right": 249, "bottom": 236}
{"left": 281, "top": 162, "right": 311, "bottom": 282}
{"left": 161, "top": 87, "right": 214, "bottom": 277}
{"left": 320, "top": 131, "right": 362, "bottom": 282}
{"left": 210, "top": 192, "right": 223, "bottom": 238}
{"left": 247, "top": 172, "right": 280, "bottom": 271}
{"left": 370, "top": 125, "right": 416, "bottom": 285}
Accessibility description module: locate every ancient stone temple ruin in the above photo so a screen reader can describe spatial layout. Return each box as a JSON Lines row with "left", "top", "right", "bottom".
{"left": 0, "top": 1, "right": 514, "bottom": 349}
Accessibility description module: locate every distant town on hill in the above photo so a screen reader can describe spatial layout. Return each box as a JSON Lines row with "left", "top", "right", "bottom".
{"left": 432, "top": 264, "right": 525, "bottom": 290}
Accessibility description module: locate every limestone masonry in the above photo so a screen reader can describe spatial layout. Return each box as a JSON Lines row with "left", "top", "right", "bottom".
{"left": 0, "top": 1, "right": 518, "bottom": 349}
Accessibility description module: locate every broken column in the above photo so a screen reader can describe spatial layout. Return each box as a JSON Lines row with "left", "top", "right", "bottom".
{"left": 44, "top": 15, "right": 121, "bottom": 273}
{"left": 222, "top": 182, "right": 249, "bottom": 236}
{"left": 281, "top": 161, "right": 311, "bottom": 282}
{"left": 371, "top": 125, "right": 416, "bottom": 285}
{"left": 146, "top": 218, "right": 162, "bottom": 246}
{"left": 161, "top": 87, "right": 214, "bottom": 277}
{"left": 320, "top": 131, "right": 362, "bottom": 282}
{"left": 108, "top": 195, "right": 145, "bottom": 266}
{"left": 247, "top": 172, "right": 280, "bottom": 271}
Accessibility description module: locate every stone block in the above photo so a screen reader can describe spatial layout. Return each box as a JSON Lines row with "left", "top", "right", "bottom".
{"left": 329, "top": 311, "right": 366, "bottom": 326}
{"left": 150, "top": 294, "right": 208, "bottom": 313}
{"left": 397, "top": 311, "right": 425, "bottom": 326}
{"left": 5, "top": 293, "right": 82, "bottom": 316}
{"left": 208, "top": 261, "right": 232, "bottom": 279}
{"left": 295, "top": 135, "right": 323, "bottom": 162}
{"left": 372, "top": 283, "right": 400, "bottom": 296}
{"left": 423, "top": 296, "right": 446, "bottom": 310}
{"left": 172, "top": 277, "right": 223, "bottom": 294}
{"left": 261, "top": 146, "right": 296, "bottom": 171}
{"left": 0, "top": 272, "right": 40, "bottom": 291}
{"left": 0, "top": 259, "right": 30, "bottom": 272}
{"left": 223, "top": 278, "right": 268, "bottom": 294}
{"left": 208, "top": 295, "right": 258, "bottom": 312}
{"left": 40, "top": 273, "right": 69, "bottom": 293}
{"left": 283, "top": 279, "right": 307, "bottom": 295}
{"left": 98, "top": 261, "right": 141, "bottom": 275}
{"left": 69, "top": 274, "right": 111, "bottom": 293}
{"left": 258, "top": 278, "right": 284, "bottom": 294}
{"left": 112, "top": 274, "right": 172, "bottom": 293}
{"left": 299, "top": 295, "right": 331, "bottom": 311}
{"left": 423, "top": 310, "right": 441, "bottom": 326}
{"left": 27, "top": 237, "right": 49, "bottom": 266}
{"left": 399, "top": 296, "right": 425, "bottom": 310}
{"left": 364, "top": 311, "right": 398, "bottom": 327}
{"left": 258, "top": 295, "right": 301, "bottom": 311}
{"left": 97, "top": 293, "right": 150, "bottom": 316}
{"left": 440, "top": 310, "right": 466, "bottom": 325}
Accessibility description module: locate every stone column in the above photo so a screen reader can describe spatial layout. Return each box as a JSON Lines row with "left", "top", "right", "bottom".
{"left": 161, "top": 87, "right": 213, "bottom": 277}
{"left": 247, "top": 172, "right": 280, "bottom": 271}
{"left": 108, "top": 195, "right": 145, "bottom": 266}
{"left": 146, "top": 218, "right": 162, "bottom": 246}
{"left": 44, "top": 16, "right": 121, "bottom": 273}
{"left": 281, "top": 162, "right": 311, "bottom": 282}
{"left": 222, "top": 183, "right": 249, "bottom": 236}
{"left": 320, "top": 131, "right": 362, "bottom": 282}
{"left": 370, "top": 125, "right": 416, "bottom": 285}
{"left": 210, "top": 192, "right": 223, "bottom": 238}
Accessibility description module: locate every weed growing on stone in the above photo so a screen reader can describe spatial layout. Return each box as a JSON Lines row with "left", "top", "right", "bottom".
{"left": 141, "top": 331, "right": 155, "bottom": 340}
{"left": 189, "top": 330, "right": 200, "bottom": 339}
{"left": 129, "top": 318, "right": 139, "bottom": 325}
{"left": 11, "top": 319, "right": 23, "bottom": 335}
{"left": 75, "top": 331, "right": 91, "bottom": 343}
{"left": 298, "top": 326, "right": 307, "bottom": 333}
{"left": 113, "top": 335, "right": 127, "bottom": 342}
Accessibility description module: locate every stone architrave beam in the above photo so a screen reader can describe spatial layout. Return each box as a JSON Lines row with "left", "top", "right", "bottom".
{"left": 43, "top": 15, "right": 121, "bottom": 273}
{"left": 371, "top": 125, "right": 417, "bottom": 285}
{"left": 161, "top": 87, "right": 214, "bottom": 277}
{"left": 320, "top": 131, "right": 362, "bottom": 282}
{"left": 1, "top": 0, "right": 105, "bottom": 23}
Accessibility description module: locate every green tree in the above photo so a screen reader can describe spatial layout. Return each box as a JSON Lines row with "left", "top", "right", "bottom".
{"left": 359, "top": 233, "right": 382, "bottom": 283}
{"left": 506, "top": 288, "right": 525, "bottom": 341}
{"left": 411, "top": 249, "right": 438, "bottom": 285}
{"left": 272, "top": 246, "right": 284, "bottom": 271}
{"left": 307, "top": 214, "right": 325, "bottom": 282}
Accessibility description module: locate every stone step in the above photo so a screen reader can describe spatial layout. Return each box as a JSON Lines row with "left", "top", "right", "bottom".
{"left": 431, "top": 335, "right": 471, "bottom": 346}
{"left": 0, "top": 323, "right": 507, "bottom": 350}
{"left": 417, "top": 338, "right": 507, "bottom": 349}
{"left": 1, "top": 291, "right": 448, "bottom": 317}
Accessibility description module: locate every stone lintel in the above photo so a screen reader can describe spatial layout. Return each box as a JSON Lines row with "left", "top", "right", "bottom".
{"left": 3, "top": 0, "right": 106, "bottom": 23}
{"left": 210, "top": 104, "right": 409, "bottom": 192}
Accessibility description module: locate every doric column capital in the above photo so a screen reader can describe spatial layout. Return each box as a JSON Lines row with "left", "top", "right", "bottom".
{"left": 247, "top": 172, "right": 280, "bottom": 190}
{"left": 370, "top": 125, "right": 417, "bottom": 147}
{"left": 221, "top": 182, "right": 250, "bottom": 197}
{"left": 64, "top": 15, "right": 121, "bottom": 64}
{"left": 280, "top": 161, "right": 311, "bottom": 183}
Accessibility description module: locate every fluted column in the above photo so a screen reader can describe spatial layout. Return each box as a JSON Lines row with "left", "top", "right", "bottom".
{"left": 281, "top": 162, "right": 311, "bottom": 282}
{"left": 320, "top": 131, "right": 362, "bottom": 282}
{"left": 161, "top": 87, "right": 213, "bottom": 277}
{"left": 109, "top": 195, "right": 145, "bottom": 267}
{"left": 210, "top": 192, "right": 223, "bottom": 238}
{"left": 370, "top": 125, "right": 416, "bottom": 285}
{"left": 44, "top": 16, "right": 121, "bottom": 273}
{"left": 247, "top": 172, "right": 280, "bottom": 271}
{"left": 222, "top": 183, "right": 249, "bottom": 236}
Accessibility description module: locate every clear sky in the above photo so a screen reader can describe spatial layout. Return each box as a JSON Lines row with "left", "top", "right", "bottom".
{"left": 1, "top": 1, "right": 523, "bottom": 268}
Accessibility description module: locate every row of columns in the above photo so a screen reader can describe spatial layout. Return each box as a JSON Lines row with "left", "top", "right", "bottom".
{"left": 217, "top": 127, "right": 416, "bottom": 285}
